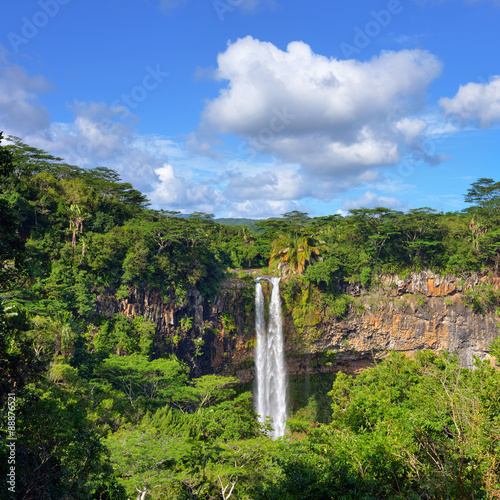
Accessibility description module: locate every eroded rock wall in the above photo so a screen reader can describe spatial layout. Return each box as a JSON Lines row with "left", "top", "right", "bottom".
{"left": 94, "top": 271, "right": 500, "bottom": 383}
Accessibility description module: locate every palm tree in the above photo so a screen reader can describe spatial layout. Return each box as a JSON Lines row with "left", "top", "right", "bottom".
{"left": 269, "top": 230, "right": 327, "bottom": 275}
{"left": 68, "top": 203, "right": 90, "bottom": 249}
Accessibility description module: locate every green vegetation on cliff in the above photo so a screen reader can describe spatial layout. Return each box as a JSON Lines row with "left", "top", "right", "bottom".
{"left": 2, "top": 134, "right": 500, "bottom": 498}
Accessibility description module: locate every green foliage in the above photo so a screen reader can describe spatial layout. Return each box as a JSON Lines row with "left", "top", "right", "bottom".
{"left": 49, "top": 357, "right": 80, "bottom": 385}
{"left": 91, "top": 315, "right": 156, "bottom": 355}
{"left": 464, "top": 177, "right": 500, "bottom": 221}
{"left": 179, "top": 315, "right": 193, "bottom": 331}
{"left": 94, "top": 354, "right": 189, "bottom": 418}
{"left": 115, "top": 284, "right": 130, "bottom": 300}
{"left": 221, "top": 311, "right": 237, "bottom": 334}
{"left": 103, "top": 379, "right": 266, "bottom": 499}
{"left": 172, "top": 374, "right": 238, "bottom": 413}
{"left": 327, "top": 351, "right": 500, "bottom": 498}
{"left": 0, "top": 299, "right": 40, "bottom": 404}
{"left": 1, "top": 383, "right": 125, "bottom": 499}
{"left": 461, "top": 284, "right": 499, "bottom": 313}
{"left": 321, "top": 293, "right": 352, "bottom": 319}
{"left": 0, "top": 134, "right": 28, "bottom": 287}
{"left": 360, "top": 266, "right": 372, "bottom": 286}
{"left": 269, "top": 229, "right": 327, "bottom": 275}
{"left": 104, "top": 425, "right": 191, "bottom": 499}
{"left": 281, "top": 276, "right": 321, "bottom": 340}
{"left": 194, "top": 392, "right": 263, "bottom": 442}
{"left": 5, "top": 136, "right": 500, "bottom": 499}
{"left": 44, "top": 262, "right": 96, "bottom": 316}
{"left": 193, "top": 337, "right": 205, "bottom": 357}
{"left": 304, "top": 255, "right": 341, "bottom": 286}
{"left": 288, "top": 373, "right": 337, "bottom": 424}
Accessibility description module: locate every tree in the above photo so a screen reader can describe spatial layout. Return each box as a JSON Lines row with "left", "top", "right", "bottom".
{"left": 68, "top": 203, "right": 90, "bottom": 249}
{"left": 4, "top": 135, "right": 68, "bottom": 180}
{"left": 7, "top": 383, "right": 125, "bottom": 499}
{"left": 328, "top": 351, "right": 500, "bottom": 498}
{"left": 105, "top": 425, "right": 189, "bottom": 500}
{"left": 0, "top": 132, "right": 27, "bottom": 288}
{"left": 464, "top": 178, "right": 500, "bottom": 222}
{"left": 464, "top": 178, "right": 500, "bottom": 267}
{"left": 269, "top": 230, "right": 327, "bottom": 275}
{"left": 395, "top": 208, "right": 444, "bottom": 267}
{"left": 94, "top": 354, "right": 188, "bottom": 416}
{"left": 0, "top": 131, "right": 14, "bottom": 179}
{"left": 82, "top": 166, "right": 150, "bottom": 209}
{"left": 348, "top": 208, "right": 402, "bottom": 266}
{"left": 172, "top": 374, "right": 239, "bottom": 413}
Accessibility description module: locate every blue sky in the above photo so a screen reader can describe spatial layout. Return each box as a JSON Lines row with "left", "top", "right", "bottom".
{"left": 1, "top": 0, "right": 500, "bottom": 218}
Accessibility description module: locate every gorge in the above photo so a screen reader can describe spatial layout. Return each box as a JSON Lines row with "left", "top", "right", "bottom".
{"left": 95, "top": 269, "right": 500, "bottom": 393}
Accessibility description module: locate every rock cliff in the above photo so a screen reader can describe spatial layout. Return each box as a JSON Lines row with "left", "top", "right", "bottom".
{"left": 95, "top": 271, "right": 500, "bottom": 382}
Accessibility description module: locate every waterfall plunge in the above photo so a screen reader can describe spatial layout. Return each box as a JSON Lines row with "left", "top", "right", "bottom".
{"left": 255, "top": 277, "right": 287, "bottom": 439}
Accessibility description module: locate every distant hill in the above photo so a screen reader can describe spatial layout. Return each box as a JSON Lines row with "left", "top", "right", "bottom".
{"left": 214, "top": 218, "right": 260, "bottom": 230}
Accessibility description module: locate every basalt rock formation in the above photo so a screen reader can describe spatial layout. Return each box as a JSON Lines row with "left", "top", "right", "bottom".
{"left": 95, "top": 271, "right": 500, "bottom": 382}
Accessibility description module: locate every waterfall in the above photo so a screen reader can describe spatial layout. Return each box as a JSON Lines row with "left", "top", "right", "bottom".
{"left": 255, "top": 276, "right": 287, "bottom": 439}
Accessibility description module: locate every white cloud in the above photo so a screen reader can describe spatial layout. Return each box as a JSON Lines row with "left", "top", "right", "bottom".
{"left": 395, "top": 118, "right": 428, "bottom": 145}
{"left": 0, "top": 44, "right": 445, "bottom": 218}
{"left": 15, "top": 100, "right": 161, "bottom": 193}
{"left": 342, "top": 191, "right": 409, "bottom": 211}
{"left": 195, "top": 37, "right": 443, "bottom": 182}
{"left": 0, "top": 60, "right": 220, "bottom": 210}
{"left": 439, "top": 76, "right": 500, "bottom": 128}
{"left": 224, "top": 167, "right": 311, "bottom": 201}
{"left": 226, "top": 199, "right": 304, "bottom": 219}
{"left": 189, "top": 38, "right": 444, "bottom": 212}
{"left": 0, "top": 64, "right": 52, "bottom": 135}
{"left": 150, "top": 164, "right": 221, "bottom": 212}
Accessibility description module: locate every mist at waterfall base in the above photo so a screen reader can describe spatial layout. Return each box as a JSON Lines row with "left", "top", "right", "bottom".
{"left": 254, "top": 277, "right": 288, "bottom": 439}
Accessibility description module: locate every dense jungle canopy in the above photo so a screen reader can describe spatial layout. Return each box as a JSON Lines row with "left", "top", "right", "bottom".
{"left": 2, "top": 133, "right": 500, "bottom": 499}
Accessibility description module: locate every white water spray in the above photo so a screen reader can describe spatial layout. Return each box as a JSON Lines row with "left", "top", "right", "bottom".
{"left": 255, "top": 277, "right": 287, "bottom": 439}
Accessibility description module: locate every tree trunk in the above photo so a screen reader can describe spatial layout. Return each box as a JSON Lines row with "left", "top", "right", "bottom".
{"left": 136, "top": 488, "right": 148, "bottom": 500}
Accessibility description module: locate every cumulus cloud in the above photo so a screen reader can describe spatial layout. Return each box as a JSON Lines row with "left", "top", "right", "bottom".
{"left": 342, "top": 191, "right": 409, "bottom": 211}
{"left": 0, "top": 43, "right": 446, "bottom": 217}
{"left": 150, "top": 164, "right": 221, "bottom": 212}
{"left": 395, "top": 118, "right": 428, "bottom": 145}
{"left": 226, "top": 199, "right": 305, "bottom": 219}
{"left": 439, "top": 76, "right": 500, "bottom": 128}
{"left": 0, "top": 64, "right": 52, "bottom": 135}
{"left": 0, "top": 60, "right": 220, "bottom": 210}
{"left": 195, "top": 37, "right": 443, "bottom": 185}
{"left": 224, "top": 167, "right": 311, "bottom": 201}
{"left": 13, "top": 99, "right": 161, "bottom": 193}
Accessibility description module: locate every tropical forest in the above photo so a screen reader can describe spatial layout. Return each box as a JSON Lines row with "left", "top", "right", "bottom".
{"left": 3, "top": 132, "right": 500, "bottom": 500}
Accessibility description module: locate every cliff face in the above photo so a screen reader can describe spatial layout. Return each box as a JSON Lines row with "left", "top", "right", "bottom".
{"left": 95, "top": 279, "right": 254, "bottom": 377}
{"left": 95, "top": 271, "right": 500, "bottom": 382}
